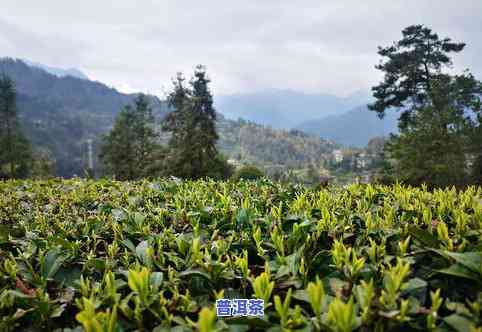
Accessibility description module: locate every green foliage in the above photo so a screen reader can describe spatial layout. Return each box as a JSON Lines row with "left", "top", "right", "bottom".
{"left": 368, "top": 24, "right": 466, "bottom": 121}
{"left": 0, "top": 74, "right": 32, "bottom": 179}
{"left": 0, "top": 179, "right": 481, "bottom": 331}
{"left": 1, "top": 59, "right": 339, "bottom": 180}
{"left": 369, "top": 25, "right": 482, "bottom": 188}
{"left": 162, "top": 66, "right": 231, "bottom": 180}
{"left": 233, "top": 165, "right": 264, "bottom": 181}
{"left": 217, "top": 118, "right": 336, "bottom": 176}
{"left": 30, "top": 147, "right": 55, "bottom": 179}
{"left": 100, "top": 95, "right": 163, "bottom": 180}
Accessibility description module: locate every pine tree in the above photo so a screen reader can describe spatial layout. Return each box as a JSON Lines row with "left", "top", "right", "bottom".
{"left": 369, "top": 25, "right": 481, "bottom": 187}
{"left": 368, "top": 25, "right": 466, "bottom": 126}
{"left": 190, "top": 65, "right": 220, "bottom": 177}
{"left": 163, "top": 66, "right": 231, "bottom": 179}
{"left": 0, "top": 74, "right": 31, "bottom": 179}
{"left": 100, "top": 94, "right": 161, "bottom": 180}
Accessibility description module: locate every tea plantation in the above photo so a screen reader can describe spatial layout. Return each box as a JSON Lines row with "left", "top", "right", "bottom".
{"left": 0, "top": 179, "right": 481, "bottom": 331}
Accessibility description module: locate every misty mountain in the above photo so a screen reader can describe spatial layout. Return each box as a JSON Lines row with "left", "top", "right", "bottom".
{"left": 296, "top": 106, "right": 399, "bottom": 147}
{"left": 23, "top": 59, "right": 89, "bottom": 80}
{"left": 215, "top": 89, "right": 370, "bottom": 129}
{"left": 0, "top": 58, "right": 336, "bottom": 177}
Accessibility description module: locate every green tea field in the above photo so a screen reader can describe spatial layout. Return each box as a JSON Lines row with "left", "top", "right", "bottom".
{"left": 0, "top": 179, "right": 481, "bottom": 331}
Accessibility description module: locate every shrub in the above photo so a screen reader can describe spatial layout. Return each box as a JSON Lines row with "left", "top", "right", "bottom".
{"left": 233, "top": 165, "right": 264, "bottom": 181}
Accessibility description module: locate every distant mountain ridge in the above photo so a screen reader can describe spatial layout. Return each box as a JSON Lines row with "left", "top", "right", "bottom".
{"left": 296, "top": 105, "right": 399, "bottom": 147}
{"left": 215, "top": 88, "right": 400, "bottom": 147}
{"left": 23, "top": 59, "right": 89, "bottom": 80}
{"left": 215, "top": 89, "right": 370, "bottom": 129}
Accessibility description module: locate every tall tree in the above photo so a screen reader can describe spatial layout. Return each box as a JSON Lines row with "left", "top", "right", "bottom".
{"left": 190, "top": 65, "right": 220, "bottom": 176}
{"left": 100, "top": 94, "right": 162, "bottom": 180}
{"left": 368, "top": 25, "right": 466, "bottom": 126}
{"left": 163, "top": 66, "right": 231, "bottom": 179}
{"left": 368, "top": 25, "right": 481, "bottom": 187}
{"left": 0, "top": 74, "right": 31, "bottom": 179}
{"left": 162, "top": 73, "right": 196, "bottom": 178}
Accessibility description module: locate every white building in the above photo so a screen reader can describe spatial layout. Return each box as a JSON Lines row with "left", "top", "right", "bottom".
{"left": 332, "top": 150, "right": 344, "bottom": 163}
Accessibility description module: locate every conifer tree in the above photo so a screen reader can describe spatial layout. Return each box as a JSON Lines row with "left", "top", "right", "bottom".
{"left": 163, "top": 66, "right": 231, "bottom": 179}
{"left": 100, "top": 94, "right": 161, "bottom": 180}
{"left": 190, "top": 65, "right": 220, "bottom": 176}
{"left": 0, "top": 74, "right": 31, "bottom": 179}
{"left": 369, "top": 25, "right": 481, "bottom": 187}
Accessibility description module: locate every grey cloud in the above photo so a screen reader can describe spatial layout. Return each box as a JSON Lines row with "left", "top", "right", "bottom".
{"left": 1, "top": 0, "right": 481, "bottom": 96}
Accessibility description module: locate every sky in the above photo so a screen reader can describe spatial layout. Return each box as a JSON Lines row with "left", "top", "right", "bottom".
{"left": 1, "top": 1, "right": 481, "bottom": 97}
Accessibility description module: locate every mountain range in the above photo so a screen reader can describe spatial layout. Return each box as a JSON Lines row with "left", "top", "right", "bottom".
{"left": 216, "top": 89, "right": 398, "bottom": 147}
{"left": 20, "top": 58, "right": 399, "bottom": 147}
{"left": 0, "top": 58, "right": 337, "bottom": 177}
{"left": 215, "top": 89, "right": 369, "bottom": 129}
{"left": 296, "top": 106, "right": 399, "bottom": 147}
{"left": 23, "top": 59, "right": 89, "bottom": 80}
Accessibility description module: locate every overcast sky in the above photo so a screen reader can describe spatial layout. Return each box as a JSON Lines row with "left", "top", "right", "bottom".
{"left": 1, "top": 1, "right": 481, "bottom": 97}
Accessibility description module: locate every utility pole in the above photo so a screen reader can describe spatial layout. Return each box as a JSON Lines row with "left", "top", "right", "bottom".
{"left": 86, "top": 138, "right": 94, "bottom": 174}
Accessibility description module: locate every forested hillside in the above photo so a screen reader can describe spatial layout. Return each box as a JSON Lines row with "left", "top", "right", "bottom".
{"left": 0, "top": 58, "right": 336, "bottom": 177}
{"left": 216, "top": 119, "right": 337, "bottom": 172}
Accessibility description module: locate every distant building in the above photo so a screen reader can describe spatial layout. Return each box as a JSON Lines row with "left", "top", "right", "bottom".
{"left": 355, "top": 152, "right": 372, "bottom": 169}
{"left": 332, "top": 150, "right": 343, "bottom": 163}
{"left": 227, "top": 159, "right": 241, "bottom": 167}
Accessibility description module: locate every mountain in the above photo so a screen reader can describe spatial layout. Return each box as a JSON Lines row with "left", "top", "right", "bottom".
{"left": 296, "top": 105, "right": 399, "bottom": 147}
{"left": 23, "top": 59, "right": 89, "bottom": 80}
{"left": 0, "top": 58, "right": 336, "bottom": 177}
{"left": 215, "top": 89, "right": 369, "bottom": 129}
{"left": 0, "top": 58, "right": 167, "bottom": 176}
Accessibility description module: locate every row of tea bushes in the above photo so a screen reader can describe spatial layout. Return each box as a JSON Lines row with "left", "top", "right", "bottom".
{"left": 0, "top": 179, "right": 481, "bottom": 331}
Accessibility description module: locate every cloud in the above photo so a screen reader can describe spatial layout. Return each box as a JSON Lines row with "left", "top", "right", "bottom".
{"left": 1, "top": 0, "right": 481, "bottom": 96}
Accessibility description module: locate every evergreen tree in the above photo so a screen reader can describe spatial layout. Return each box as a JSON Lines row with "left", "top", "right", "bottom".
{"left": 163, "top": 66, "right": 231, "bottom": 179}
{"left": 162, "top": 73, "right": 196, "bottom": 178}
{"left": 190, "top": 66, "right": 219, "bottom": 176}
{"left": 369, "top": 25, "right": 481, "bottom": 187}
{"left": 100, "top": 94, "right": 161, "bottom": 180}
{"left": 368, "top": 25, "right": 466, "bottom": 125}
{"left": 0, "top": 74, "right": 31, "bottom": 179}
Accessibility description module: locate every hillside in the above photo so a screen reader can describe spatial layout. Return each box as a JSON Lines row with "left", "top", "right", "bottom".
{"left": 215, "top": 89, "right": 368, "bottom": 129}
{"left": 0, "top": 58, "right": 336, "bottom": 177}
{"left": 296, "top": 105, "right": 399, "bottom": 147}
{"left": 216, "top": 118, "right": 337, "bottom": 173}
{"left": 0, "top": 58, "right": 167, "bottom": 176}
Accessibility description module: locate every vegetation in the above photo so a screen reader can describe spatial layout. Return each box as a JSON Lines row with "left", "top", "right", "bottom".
{"left": 0, "top": 179, "right": 481, "bottom": 331}
{"left": 100, "top": 95, "right": 163, "bottom": 180}
{"left": 233, "top": 165, "right": 264, "bottom": 181}
{"left": 162, "top": 67, "right": 231, "bottom": 180}
{"left": 216, "top": 121, "right": 335, "bottom": 177}
{"left": 0, "top": 74, "right": 32, "bottom": 179}
{"left": 0, "top": 58, "right": 336, "bottom": 180}
{"left": 369, "top": 25, "right": 482, "bottom": 188}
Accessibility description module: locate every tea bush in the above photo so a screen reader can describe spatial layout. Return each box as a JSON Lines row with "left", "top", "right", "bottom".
{"left": 0, "top": 179, "right": 481, "bottom": 331}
